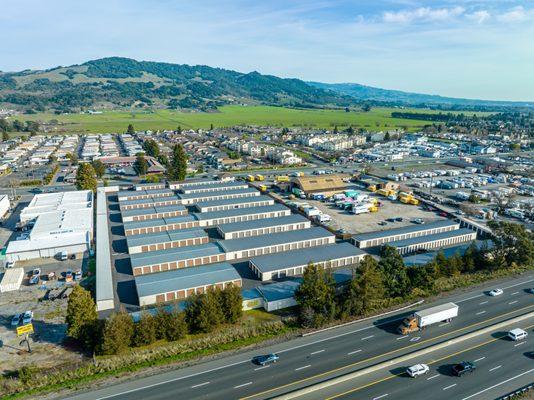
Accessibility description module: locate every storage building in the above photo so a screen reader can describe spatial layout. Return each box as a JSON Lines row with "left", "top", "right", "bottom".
{"left": 176, "top": 187, "right": 260, "bottom": 205}
{"left": 119, "top": 195, "right": 182, "bottom": 211}
{"left": 130, "top": 243, "right": 226, "bottom": 276}
{"left": 387, "top": 228, "right": 477, "bottom": 255}
{"left": 351, "top": 220, "right": 460, "bottom": 249}
{"left": 135, "top": 262, "right": 241, "bottom": 306}
{"left": 117, "top": 188, "right": 175, "bottom": 202}
{"left": 126, "top": 228, "right": 208, "bottom": 254}
{"left": 121, "top": 204, "right": 187, "bottom": 222}
{"left": 169, "top": 179, "right": 230, "bottom": 190}
{"left": 194, "top": 195, "right": 274, "bottom": 213}
{"left": 124, "top": 215, "right": 199, "bottom": 236}
{"left": 95, "top": 188, "right": 114, "bottom": 311}
{"left": 249, "top": 242, "right": 366, "bottom": 281}
{"left": 193, "top": 204, "right": 291, "bottom": 227}
{"left": 134, "top": 183, "right": 166, "bottom": 191}
{"left": 180, "top": 181, "right": 248, "bottom": 194}
{"left": 0, "top": 268, "right": 24, "bottom": 293}
{"left": 216, "top": 214, "right": 310, "bottom": 240}
{"left": 218, "top": 227, "right": 335, "bottom": 261}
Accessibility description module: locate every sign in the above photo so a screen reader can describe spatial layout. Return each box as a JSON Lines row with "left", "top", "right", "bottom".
{"left": 16, "top": 323, "right": 34, "bottom": 336}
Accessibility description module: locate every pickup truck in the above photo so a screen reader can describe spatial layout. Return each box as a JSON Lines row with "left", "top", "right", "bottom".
{"left": 397, "top": 303, "right": 459, "bottom": 335}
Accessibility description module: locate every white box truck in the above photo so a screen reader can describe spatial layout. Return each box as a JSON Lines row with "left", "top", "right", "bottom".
{"left": 397, "top": 303, "right": 459, "bottom": 335}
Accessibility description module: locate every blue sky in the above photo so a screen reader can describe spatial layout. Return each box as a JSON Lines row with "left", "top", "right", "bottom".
{"left": 2, "top": 0, "right": 533, "bottom": 101}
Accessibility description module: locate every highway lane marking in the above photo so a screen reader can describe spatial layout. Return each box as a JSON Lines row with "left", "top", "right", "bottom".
{"left": 240, "top": 304, "right": 534, "bottom": 400}
{"left": 461, "top": 368, "right": 534, "bottom": 400}
{"left": 191, "top": 382, "right": 210, "bottom": 388}
{"left": 476, "top": 311, "right": 486, "bottom": 315}
{"left": 474, "top": 357, "right": 485, "bottom": 362}
{"left": 311, "top": 349, "right": 325, "bottom": 355}
{"left": 254, "top": 365, "right": 270, "bottom": 371}
{"left": 443, "top": 384, "right": 457, "bottom": 390}
{"left": 427, "top": 374, "right": 440, "bottom": 380}
{"left": 509, "top": 300, "right": 518, "bottom": 305}
{"left": 511, "top": 291, "right": 519, "bottom": 295}
{"left": 295, "top": 365, "right": 311, "bottom": 371}
{"left": 514, "top": 341, "right": 525, "bottom": 347}
{"left": 372, "top": 394, "right": 389, "bottom": 400}
{"left": 479, "top": 301, "right": 488, "bottom": 305}
{"left": 234, "top": 382, "right": 253, "bottom": 389}
{"left": 489, "top": 365, "right": 502, "bottom": 372}
{"left": 347, "top": 349, "right": 362, "bottom": 355}
{"left": 396, "top": 336, "right": 409, "bottom": 340}
{"left": 361, "top": 335, "right": 374, "bottom": 340}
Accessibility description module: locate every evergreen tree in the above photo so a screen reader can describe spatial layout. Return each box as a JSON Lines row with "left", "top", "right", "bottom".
{"left": 133, "top": 313, "right": 158, "bottom": 347}
{"left": 407, "top": 263, "right": 435, "bottom": 294}
{"left": 158, "top": 154, "right": 169, "bottom": 167}
{"left": 155, "top": 309, "right": 188, "bottom": 341}
{"left": 384, "top": 131, "right": 391, "bottom": 141}
{"left": 168, "top": 144, "right": 187, "bottom": 181}
{"left": 100, "top": 310, "right": 134, "bottom": 355}
{"left": 295, "top": 263, "right": 336, "bottom": 326}
{"left": 66, "top": 285, "right": 98, "bottom": 348}
{"left": 185, "top": 289, "right": 224, "bottom": 333}
{"left": 2, "top": 131, "right": 9, "bottom": 141}
{"left": 134, "top": 154, "right": 148, "bottom": 176}
{"left": 143, "top": 139, "right": 160, "bottom": 158}
{"left": 75, "top": 163, "right": 97, "bottom": 192}
{"left": 343, "top": 256, "right": 385, "bottom": 316}
{"left": 91, "top": 159, "right": 106, "bottom": 178}
{"left": 127, "top": 124, "right": 135, "bottom": 134}
{"left": 176, "top": 126, "right": 182, "bottom": 134}
{"left": 221, "top": 284, "right": 243, "bottom": 324}
{"left": 378, "top": 246, "right": 410, "bottom": 298}
{"left": 66, "top": 152, "right": 79, "bottom": 165}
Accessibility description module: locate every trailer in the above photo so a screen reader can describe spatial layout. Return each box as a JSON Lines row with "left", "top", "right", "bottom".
{"left": 0, "top": 268, "right": 24, "bottom": 293}
{"left": 398, "top": 303, "right": 459, "bottom": 334}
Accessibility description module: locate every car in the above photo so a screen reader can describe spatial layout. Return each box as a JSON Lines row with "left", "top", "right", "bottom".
{"left": 508, "top": 328, "right": 528, "bottom": 341}
{"left": 396, "top": 217, "right": 403, "bottom": 222}
{"left": 452, "top": 361, "right": 476, "bottom": 377}
{"left": 527, "top": 288, "right": 534, "bottom": 294}
{"left": 489, "top": 288, "right": 504, "bottom": 296}
{"left": 253, "top": 353, "right": 279, "bottom": 366}
{"left": 406, "top": 363, "right": 430, "bottom": 378}
{"left": 413, "top": 218, "right": 425, "bottom": 224}
{"left": 5, "top": 261, "right": 15, "bottom": 268}
{"left": 11, "top": 314, "right": 22, "bottom": 327}
{"left": 387, "top": 218, "right": 396, "bottom": 223}
{"left": 22, "top": 310, "right": 33, "bottom": 325}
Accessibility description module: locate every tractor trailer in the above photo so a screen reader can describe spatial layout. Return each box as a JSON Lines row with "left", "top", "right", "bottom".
{"left": 397, "top": 303, "right": 459, "bottom": 335}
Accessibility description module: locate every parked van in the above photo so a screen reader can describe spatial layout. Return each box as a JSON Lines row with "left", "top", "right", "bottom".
{"left": 60, "top": 251, "right": 68, "bottom": 261}
{"left": 508, "top": 328, "right": 528, "bottom": 341}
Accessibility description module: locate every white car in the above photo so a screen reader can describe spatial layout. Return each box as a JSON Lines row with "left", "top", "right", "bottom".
{"left": 406, "top": 363, "right": 430, "bottom": 378}
{"left": 22, "top": 310, "right": 33, "bottom": 325}
{"left": 508, "top": 328, "right": 528, "bottom": 341}
{"left": 489, "top": 288, "right": 504, "bottom": 296}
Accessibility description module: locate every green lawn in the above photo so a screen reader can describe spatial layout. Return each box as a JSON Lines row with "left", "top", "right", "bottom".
{"left": 13, "top": 105, "right": 465, "bottom": 134}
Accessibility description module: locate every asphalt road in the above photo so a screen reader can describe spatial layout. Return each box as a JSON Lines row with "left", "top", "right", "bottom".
{"left": 66, "top": 273, "right": 534, "bottom": 400}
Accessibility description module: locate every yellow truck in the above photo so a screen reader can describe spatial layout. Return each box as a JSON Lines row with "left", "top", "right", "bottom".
{"left": 276, "top": 175, "right": 290, "bottom": 183}
{"left": 255, "top": 174, "right": 264, "bottom": 181}
{"left": 367, "top": 184, "right": 377, "bottom": 192}
{"left": 259, "top": 184, "right": 268, "bottom": 192}
{"left": 246, "top": 175, "right": 255, "bottom": 182}
{"left": 376, "top": 188, "right": 390, "bottom": 197}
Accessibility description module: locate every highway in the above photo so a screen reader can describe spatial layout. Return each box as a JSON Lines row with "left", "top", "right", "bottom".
{"left": 65, "top": 273, "right": 534, "bottom": 400}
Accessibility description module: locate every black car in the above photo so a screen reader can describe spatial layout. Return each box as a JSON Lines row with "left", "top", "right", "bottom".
{"left": 252, "top": 353, "right": 279, "bottom": 366}
{"left": 452, "top": 361, "right": 476, "bottom": 377}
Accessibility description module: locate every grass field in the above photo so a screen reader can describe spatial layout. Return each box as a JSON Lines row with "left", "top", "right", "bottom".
{"left": 15, "top": 105, "right": 489, "bottom": 134}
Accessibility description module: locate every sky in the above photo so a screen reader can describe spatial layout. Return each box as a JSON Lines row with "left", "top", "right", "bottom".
{"left": 2, "top": 0, "right": 534, "bottom": 101}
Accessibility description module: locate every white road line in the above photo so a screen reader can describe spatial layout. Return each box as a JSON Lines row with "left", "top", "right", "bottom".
{"left": 489, "top": 365, "right": 502, "bottom": 372}
{"left": 475, "top": 311, "right": 486, "bottom": 315}
{"left": 462, "top": 368, "right": 534, "bottom": 400}
{"left": 295, "top": 365, "right": 311, "bottom": 371}
{"left": 474, "top": 357, "right": 486, "bottom": 362}
{"left": 347, "top": 349, "right": 362, "bottom": 355}
{"left": 361, "top": 335, "right": 375, "bottom": 340}
{"left": 372, "top": 394, "right": 389, "bottom": 400}
{"left": 479, "top": 301, "right": 488, "bottom": 305}
{"left": 509, "top": 300, "right": 518, "bottom": 305}
{"left": 234, "top": 382, "right": 252, "bottom": 389}
{"left": 514, "top": 341, "right": 526, "bottom": 347}
{"left": 311, "top": 349, "right": 325, "bottom": 355}
{"left": 456, "top": 294, "right": 483, "bottom": 303}
{"left": 254, "top": 365, "right": 270, "bottom": 371}
{"left": 427, "top": 374, "right": 440, "bottom": 380}
{"left": 396, "top": 336, "right": 409, "bottom": 340}
{"left": 438, "top": 323, "right": 449, "bottom": 327}
{"left": 191, "top": 382, "right": 210, "bottom": 388}
{"left": 443, "top": 384, "right": 457, "bottom": 391}
{"left": 511, "top": 291, "right": 519, "bottom": 295}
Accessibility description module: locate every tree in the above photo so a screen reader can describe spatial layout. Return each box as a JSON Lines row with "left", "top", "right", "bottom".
{"left": 210, "top": 123, "right": 214, "bottom": 131}
{"left": 185, "top": 289, "right": 224, "bottom": 333}
{"left": 76, "top": 163, "right": 97, "bottom": 192}
{"left": 0, "top": 119, "right": 9, "bottom": 134}
{"left": 100, "top": 310, "right": 134, "bottom": 355}
{"left": 143, "top": 139, "right": 160, "bottom": 158}
{"left": 295, "top": 263, "right": 336, "bottom": 326}
{"left": 66, "top": 285, "right": 98, "bottom": 348}
{"left": 66, "top": 152, "right": 78, "bottom": 165}
{"left": 2, "top": 131, "right": 9, "bottom": 141}
{"left": 12, "top": 120, "right": 24, "bottom": 132}
{"left": 158, "top": 154, "right": 169, "bottom": 167}
{"left": 176, "top": 125, "right": 182, "bottom": 134}
{"left": 168, "top": 144, "right": 187, "bottom": 181}
{"left": 127, "top": 124, "right": 135, "bottom": 134}
{"left": 487, "top": 221, "right": 534, "bottom": 268}
{"left": 343, "top": 256, "right": 385, "bottom": 316}
{"left": 407, "top": 263, "right": 435, "bottom": 294}
{"left": 378, "top": 246, "right": 410, "bottom": 298}
{"left": 362, "top": 103, "right": 371, "bottom": 112}
{"left": 221, "top": 284, "right": 243, "bottom": 324}
{"left": 91, "top": 159, "right": 106, "bottom": 178}
{"left": 384, "top": 131, "right": 391, "bottom": 141}
{"left": 132, "top": 313, "right": 158, "bottom": 347}
{"left": 26, "top": 121, "right": 39, "bottom": 134}
{"left": 155, "top": 309, "right": 188, "bottom": 341}
{"left": 134, "top": 154, "right": 148, "bottom": 176}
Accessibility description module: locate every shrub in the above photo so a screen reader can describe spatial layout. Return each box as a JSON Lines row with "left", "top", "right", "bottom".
{"left": 133, "top": 313, "right": 158, "bottom": 347}
{"left": 99, "top": 311, "right": 134, "bottom": 355}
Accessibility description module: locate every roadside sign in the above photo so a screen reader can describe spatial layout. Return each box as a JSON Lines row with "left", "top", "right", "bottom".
{"left": 16, "top": 323, "right": 34, "bottom": 336}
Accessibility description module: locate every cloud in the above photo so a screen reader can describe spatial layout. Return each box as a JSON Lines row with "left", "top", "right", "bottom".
{"left": 466, "top": 10, "right": 490, "bottom": 24}
{"left": 497, "top": 6, "right": 527, "bottom": 23}
{"left": 382, "top": 6, "right": 465, "bottom": 23}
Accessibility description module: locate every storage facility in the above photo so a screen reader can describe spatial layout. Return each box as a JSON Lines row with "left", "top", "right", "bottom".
{"left": 169, "top": 179, "right": 233, "bottom": 190}
{"left": 216, "top": 214, "right": 310, "bottom": 240}
{"left": 180, "top": 181, "right": 248, "bottom": 194}
{"left": 249, "top": 242, "right": 366, "bottom": 281}
{"left": 117, "top": 188, "right": 175, "bottom": 202}
{"left": 218, "top": 227, "right": 335, "bottom": 261}
{"left": 193, "top": 204, "right": 291, "bottom": 227}
{"left": 194, "top": 195, "right": 274, "bottom": 213}
{"left": 134, "top": 183, "right": 166, "bottom": 191}
{"left": 387, "top": 228, "right": 477, "bottom": 255}
{"left": 119, "top": 195, "right": 182, "bottom": 211}
{"left": 176, "top": 187, "right": 260, "bottom": 205}
{"left": 121, "top": 204, "right": 187, "bottom": 222}
{"left": 130, "top": 243, "right": 226, "bottom": 276}
{"left": 124, "top": 215, "right": 200, "bottom": 236}
{"left": 126, "top": 228, "right": 208, "bottom": 254}
{"left": 351, "top": 220, "right": 460, "bottom": 249}
{"left": 95, "top": 188, "right": 114, "bottom": 311}
{"left": 135, "top": 262, "right": 242, "bottom": 306}
{"left": 0, "top": 268, "right": 24, "bottom": 293}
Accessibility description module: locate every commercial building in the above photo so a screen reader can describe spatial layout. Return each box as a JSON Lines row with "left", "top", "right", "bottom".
{"left": 119, "top": 195, "right": 182, "bottom": 211}
{"left": 130, "top": 243, "right": 226, "bottom": 276}
{"left": 135, "top": 262, "right": 241, "bottom": 306}
{"left": 194, "top": 195, "right": 274, "bottom": 213}
{"left": 19, "top": 190, "right": 93, "bottom": 224}
{"left": 291, "top": 175, "right": 347, "bottom": 196}
{"left": 176, "top": 187, "right": 260, "bottom": 205}
{"left": 218, "top": 227, "right": 335, "bottom": 261}
{"left": 180, "top": 181, "right": 248, "bottom": 194}
{"left": 387, "top": 228, "right": 477, "bottom": 255}
{"left": 249, "top": 242, "right": 366, "bottom": 281}
{"left": 216, "top": 214, "right": 310, "bottom": 240}
{"left": 124, "top": 215, "right": 199, "bottom": 236}
{"left": 117, "top": 188, "right": 175, "bottom": 202}
{"left": 126, "top": 228, "right": 208, "bottom": 254}
{"left": 121, "top": 204, "right": 187, "bottom": 222}
{"left": 351, "top": 220, "right": 460, "bottom": 249}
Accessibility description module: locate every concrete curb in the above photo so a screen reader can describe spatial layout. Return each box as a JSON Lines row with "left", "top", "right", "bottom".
{"left": 301, "top": 300, "right": 425, "bottom": 337}
{"left": 275, "top": 310, "right": 534, "bottom": 399}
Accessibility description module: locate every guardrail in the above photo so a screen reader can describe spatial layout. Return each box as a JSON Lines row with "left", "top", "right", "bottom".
{"left": 498, "top": 382, "right": 534, "bottom": 400}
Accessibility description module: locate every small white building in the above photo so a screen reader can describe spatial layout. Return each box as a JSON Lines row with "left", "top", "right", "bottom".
{"left": 0, "top": 195, "right": 10, "bottom": 219}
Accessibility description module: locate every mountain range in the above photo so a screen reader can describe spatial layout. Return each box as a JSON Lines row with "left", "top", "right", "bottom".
{"left": 0, "top": 57, "right": 531, "bottom": 113}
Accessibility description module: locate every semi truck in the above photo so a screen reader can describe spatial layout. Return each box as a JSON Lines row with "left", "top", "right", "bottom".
{"left": 397, "top": 303, "right": 459, "bottom": 335}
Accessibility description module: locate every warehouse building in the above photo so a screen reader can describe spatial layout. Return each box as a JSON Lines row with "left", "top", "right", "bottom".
{"left": 169, "top": 179, "right": 232, "bottom": 190}
{"left": 130, "top": 243, "right": 226, "bottom": 276}
{"left": 194, "top": 195, "right": 274, "bottom": 213}
{"left": 176, "top": 187, "right": 260, "bottom": 205}
{"left": 351, "top": 220, "right": 460, "bottom": 249}
{"left": 291, "top": 174, "right": 348, "bottom": 196}
{"left": 19, "top": 190, "right": 93, "bottom": 224}
{"left": 216, "top": 214, "right": 310, "bottom": 240}
{"left": 249, "top": 242, "right": 366, "bottom": 281}
{"left": 95, "top": 188, "right": 114, "bottom": 311}
{"left": 134, "top": 183, "right": 166, "bottom": 191}
{"left": 180, "top": 181, "right": 248, "bottom": 194}
{"left": 124, "top": 215, "right": 199, "bottom": 236}
{"left": 119, "top": 195, "right": 182, "bottom": 211}
{"left": 218, "top": 227, "right": 335, "bottom": 261}
{"left": 121, "top": 204, "right": 187, "bottom": 222}
{"left": 117, "top": 188, "right": 175, "bottom": 202}
{"left": 135, "top": 262, "right": 242, "bottom": 306}
{"left": 387, "top": 228, "right": 477, "bottom": 255}
{"left": 193, "top": 204, "right": 291, "bottom": 227}
{"left": 0, "top": 195, "right": 10, "bottom": 219}
{"left": 126, "top": 228, "right": 208, "bottom": 254}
